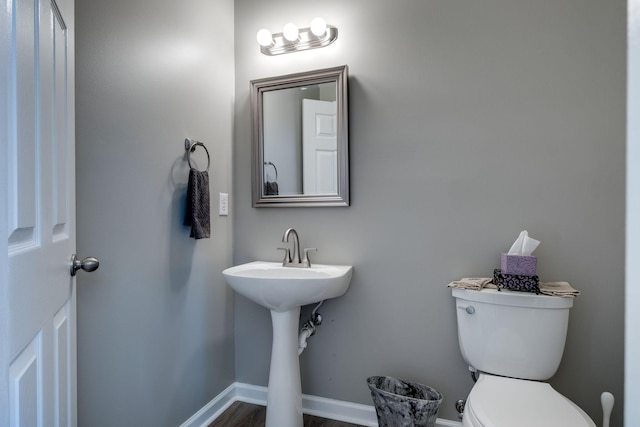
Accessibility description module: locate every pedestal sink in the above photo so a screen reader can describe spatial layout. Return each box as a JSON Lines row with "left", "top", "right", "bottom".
{"left": 222, "top": 261, "right": 353, "bottom": 427}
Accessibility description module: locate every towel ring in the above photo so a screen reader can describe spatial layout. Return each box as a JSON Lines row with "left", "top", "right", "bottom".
{"left": 185, "top": 139, "right": 210, "bottom": 172}
{"left": 264, "top": 161, "right": 278, "bottom": 181}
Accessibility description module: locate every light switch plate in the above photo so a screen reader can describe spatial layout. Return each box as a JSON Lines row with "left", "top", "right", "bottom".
{"left": 219, "top": 193, "right": 228, "bottom": 216}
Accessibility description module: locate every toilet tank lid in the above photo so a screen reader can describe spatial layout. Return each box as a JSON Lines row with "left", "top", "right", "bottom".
{"left": 451, "top": 288, "right": 573, "bottom": 309}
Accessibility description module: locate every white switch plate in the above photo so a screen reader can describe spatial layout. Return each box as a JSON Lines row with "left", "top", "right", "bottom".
{"left": 219, "top": 193, "right": 228, "bottom": 216}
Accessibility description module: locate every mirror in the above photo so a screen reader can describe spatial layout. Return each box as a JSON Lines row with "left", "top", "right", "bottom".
{"left": 251, "top": 65, "right": 349, "bottom": 207}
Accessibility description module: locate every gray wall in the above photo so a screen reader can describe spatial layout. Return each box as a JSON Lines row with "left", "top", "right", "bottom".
{"left": 75, "top": 0, "right": 235, "bottom": 425}
{"left": 234, "top": 0, "right": 626, "bottom": 424}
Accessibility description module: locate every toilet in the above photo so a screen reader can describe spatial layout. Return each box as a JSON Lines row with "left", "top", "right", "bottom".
{"left": 452, "top": 287, "right": 595, "bottom": 427}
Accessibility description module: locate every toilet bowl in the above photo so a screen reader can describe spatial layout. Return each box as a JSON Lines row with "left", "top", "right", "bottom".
{"left": 462, "top": 374, "right": 595, "bottom": 427}
{"left": 452, "top": 287, "right": 595, "bottom": 427}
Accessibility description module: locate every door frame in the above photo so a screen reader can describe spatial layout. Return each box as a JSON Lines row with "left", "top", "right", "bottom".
{"left": 1, "top": 0, "right": 12, "bottom": 424}
{"left": 626, "top": 0, "right": 640, "bottom": 423}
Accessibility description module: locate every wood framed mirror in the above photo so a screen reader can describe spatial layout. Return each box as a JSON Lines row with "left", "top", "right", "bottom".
{"left": 251, "top": 65, "right": 349, "bottom": 207}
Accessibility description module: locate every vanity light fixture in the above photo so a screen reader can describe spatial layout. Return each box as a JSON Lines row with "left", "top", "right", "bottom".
{"left": 256, "top": 17, "right": 338, "bottom": 56}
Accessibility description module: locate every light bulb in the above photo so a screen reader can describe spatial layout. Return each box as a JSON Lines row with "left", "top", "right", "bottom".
{"left": 282, "top": 23, "right": 299, "bottom": 42}
{"left": 310, "top": 17, "right": 327, "bottom": 37}
{"left": 256, "top": 29, "right": 273, "bottom": 47}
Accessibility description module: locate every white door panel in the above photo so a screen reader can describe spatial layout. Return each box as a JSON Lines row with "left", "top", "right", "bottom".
{"left": 4, "top": 0, "right": 78, "bottom": 425}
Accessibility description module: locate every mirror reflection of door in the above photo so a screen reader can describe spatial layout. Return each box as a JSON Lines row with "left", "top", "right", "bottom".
{"left": 302, "top": 99, "right": 337, "bottom": 194}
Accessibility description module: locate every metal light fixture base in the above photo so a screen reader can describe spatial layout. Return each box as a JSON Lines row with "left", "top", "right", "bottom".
{"left": 260, "top": 26, "right": 338, "bottom": 56}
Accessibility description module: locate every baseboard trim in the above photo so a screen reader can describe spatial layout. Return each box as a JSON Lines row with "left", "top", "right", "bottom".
{"left": 180, "top": 382, "right": 461, "bottom": 427}
{"left": 179, "top": 382, "right": 238, "bottom": 427}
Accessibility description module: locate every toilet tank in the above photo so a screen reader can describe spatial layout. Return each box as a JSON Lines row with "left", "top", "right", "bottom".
{"left": 452, "top": 288, "right": 573, "bottom": 381}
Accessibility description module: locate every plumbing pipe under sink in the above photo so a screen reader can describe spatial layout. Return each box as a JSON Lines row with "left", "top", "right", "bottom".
{"left": 298, "top": 301, "right": 323, "bottom": 355}
{"left": 298, "top": 328, "right": 313, "bottom": 355}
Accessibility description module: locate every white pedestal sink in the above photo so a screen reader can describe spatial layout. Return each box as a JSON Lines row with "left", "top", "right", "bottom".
{"left": 222, "top": 261, "right": 353, "bottom": 427}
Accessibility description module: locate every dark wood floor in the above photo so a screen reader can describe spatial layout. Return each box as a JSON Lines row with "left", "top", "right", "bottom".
{"left": 208, "top": 401, "right": 367, "bottom": 427}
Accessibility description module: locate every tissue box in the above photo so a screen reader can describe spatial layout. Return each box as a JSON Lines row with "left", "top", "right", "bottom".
{"left": 494, "top": 269, "right": 540, "bottom": 294}
{"left": 501, "top": 253, "right": 537, "bottom": 276}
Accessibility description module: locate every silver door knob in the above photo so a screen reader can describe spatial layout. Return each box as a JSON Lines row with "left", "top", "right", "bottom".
{"left": 70, "top": 254, "right": 100, "bottom": 277}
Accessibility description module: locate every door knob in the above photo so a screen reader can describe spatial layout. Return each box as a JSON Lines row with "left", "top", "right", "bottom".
{"left": 70, "top": 254, "right": 100, "bottom": 277}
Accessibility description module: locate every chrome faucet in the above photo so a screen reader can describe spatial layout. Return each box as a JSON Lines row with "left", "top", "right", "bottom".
{"left": 279, "top": 228, "right": 316, "bottom": 267}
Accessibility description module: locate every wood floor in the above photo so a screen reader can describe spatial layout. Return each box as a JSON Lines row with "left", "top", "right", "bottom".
{"left": 207, "top": 401, "right": 367, "bottom": 427}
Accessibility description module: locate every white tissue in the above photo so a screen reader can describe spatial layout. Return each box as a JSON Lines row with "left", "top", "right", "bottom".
{"left": 507, "top": 230, "right": 540, "bottom": 256}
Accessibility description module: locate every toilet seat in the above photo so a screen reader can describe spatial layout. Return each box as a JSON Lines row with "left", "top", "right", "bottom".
{"left": 463, "top": 374, "right": 595, "bottom": 427}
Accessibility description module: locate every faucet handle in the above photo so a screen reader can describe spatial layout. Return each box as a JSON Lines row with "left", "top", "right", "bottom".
{"left": 277, "top": 247, "right": 291, "bottom": 265}
{"left": 302, "top": 248, "right": 317, "bottom": 267}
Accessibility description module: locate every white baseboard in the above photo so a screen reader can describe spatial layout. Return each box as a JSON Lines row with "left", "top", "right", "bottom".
{"left": 179, "top": 382, "right": 238, "bottom": 427}
{"left": 180, "top": 382, "right": 462, "bottom": 427}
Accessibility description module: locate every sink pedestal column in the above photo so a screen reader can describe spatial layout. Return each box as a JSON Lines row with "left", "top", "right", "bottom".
{"left": 266, "top": 307, "right": 303, "bottom": 427}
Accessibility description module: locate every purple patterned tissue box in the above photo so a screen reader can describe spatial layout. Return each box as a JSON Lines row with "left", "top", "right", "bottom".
{"left": 501, "top": 253, "right": 537, "bottom": 276}
{"left": 494, "top": 269, "right": 540, "bottom": 294}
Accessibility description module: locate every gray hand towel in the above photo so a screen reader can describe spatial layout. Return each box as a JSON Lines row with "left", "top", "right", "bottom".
{"left": 264, "top": 180, "right": 279, "bottom": 195}
{"left": 184, "top": 168, "right": 210, "bottom": 239}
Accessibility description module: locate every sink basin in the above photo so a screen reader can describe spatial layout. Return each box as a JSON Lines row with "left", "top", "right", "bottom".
{"left": 223, "top": 260, "right": 352, "bottom": 427}
{"left": 222, "top": 261, "right": 352, "bottom": 312}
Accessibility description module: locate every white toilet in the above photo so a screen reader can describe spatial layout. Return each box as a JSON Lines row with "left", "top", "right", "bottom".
{"left": 452, "top": 287, "right": 595, "bottom": 427}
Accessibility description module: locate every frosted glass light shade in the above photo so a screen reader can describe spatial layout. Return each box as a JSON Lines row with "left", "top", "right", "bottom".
{"left": 282, "top": 23, "right": 299, "bottom": 41}
{"left": 256, "top": 29, "right": 273, "bottom": 46}
{"left": 310, "top": 17, "right": 327, "bottom": 36}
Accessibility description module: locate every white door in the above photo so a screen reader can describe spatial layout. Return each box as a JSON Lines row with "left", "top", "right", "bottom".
{"left": 1, "top": 0, "right": 85, "bottom": 425}
{"left": 302, "top": 99, "right": 338, "bottom": 194}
